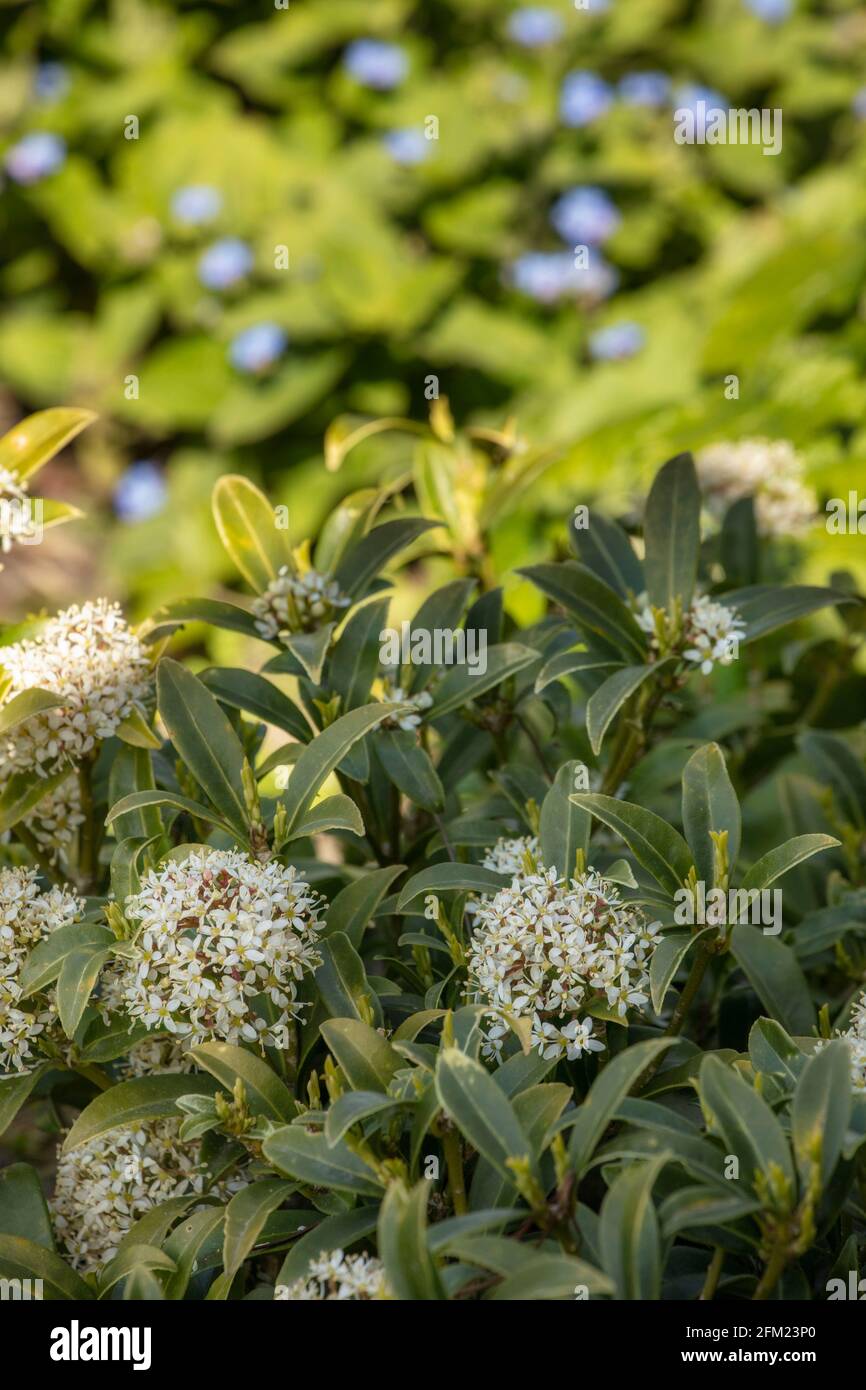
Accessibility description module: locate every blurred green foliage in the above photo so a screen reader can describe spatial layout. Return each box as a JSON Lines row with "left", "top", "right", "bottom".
{"left": 1, "top": 0, "right": 866, "bottom": 611}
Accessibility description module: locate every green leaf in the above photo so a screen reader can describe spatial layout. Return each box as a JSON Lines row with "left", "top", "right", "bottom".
{"left": 0, "top": 1163, "right": 54, "bottom": 1249}
{"left": 569, "top": 509, "right": 644, "bottom": 600}
{"left": 222, "top": 1179, "right": 294, "bottom": 1282}
{"left": 791, "top": 1039, "right": 851, "bottom": 1189}
{"left": 0, "top": 688, "right": 62, "bottom": 735}
{"left": 107, "top": 746, "right": 162, "bottom": 840}
{"left": 328, "top": 597, "right": 391, "bottom": 709}
{"left": 0, "top": 406, "right": 95, "bottom": 481}
{"left": 163, "top": 1206, "right": 225, "bottom": 1301}
{"left": 63, "top": 1075, "right": 223, "bottom": 1152}
{"left": 262, "top": 1127, "right": 384, "bottom": 1197}
{"left": 281, "top": 703, "right": 402, "bottom": 833}
{"left": 0, "top": 1234, "right": 92, "bottom": 1300}
{"left": 740, "top": 834, "right": 840, "bottom": 891}
{"left": 570, "top": 794, "right": 693, "bottom": 896}
{"left": 698, "top": 1055, "right": 795, "bottom": 1195}
{"left": 518, "top": 561, "right": 646, "bottom": 660}
{"left": 398, "top": 862, "right": 509, "bottom": 912}
{"left": 280, "top": 625, "right": 335, "bottom": 684}
{"left": 378, "top": 1180, "right": 444, "bottom": 1300}
{"left": 106, "top": 789, "right": 233, "bottom": 835}
{"left": 534, "top": 650, "right": 622, "bottom": 694}
{"left": 586, "top": 664, "right": 663, "bottom": 757}
{"left": 539, "top": 760, "right": 590, "bottom": 877}
{"left": 406, "top": 579, "right": 476, "bottom": 692}
{"left": 142, "top": 597, "right": 263, "bottom": 644}
{"left": 599, "top": 1155, "right": 669, "bottom": 1300}
{"left": 568, "top": 1039, "right": 676, "bottom": 1174}
{"left": 157, "top": 659, "right": 248, "bottom": 836}
{"left": 212, "top": 474, "right": 290, "bottom": 593}
{"left": 188, "top": 1041, "right": 296, "bottom": 1122}
{"left": 275, "top": 1207, "right": 377, "bottom": 1287}
{"left": 110, "top": 836, "right": 157, "bottom": 907}
{"left": 487, "top": 1250, "right": 613, "bottom": 1300}
{"left": 20, "top": 921, "right": 114, "bottom": 997}
{"left": 375, "top": 729, "right": 444, "bottom": 811}
{"left": 323, "top": 865, "right": 405, "bottom": 948}
{"left": 643, "top": 452, "right": 701, "bottom": 612}
{"left": 284, "top": 793, "right": 364, "bottom": 840}
{"left": 435, "top": 1049, "right": 532, "bottom": 1184}
{"left": 0, "top": 1064, "right": 51, "bottom": 1137}
{"left": 748, "top": 1018, "right": 804, "bottom": 1088}
{"left": 729, "top": 927, "right": 816, "bottom": 1036}
{"left": 798, "top": 732, "right": 866, "bottom": 830}
{"left": 333, "top": 517, "right": 436, "bottom": 599}
{"left": 56, "top": 943, "right": 115, "bottom": 1039}
{"left": 201, "top": 668, "right": 311, "bottom": 743}
{"left": 427, "top": 642, "right": 538, "bottom": 720}
{"left": 315, "top": 932, "right": 381, "bottom": 1025}
{"left": 681, "top": 742, "right": 741, "bottom": 885}
{"left": 649, "top": 927, "right": 716, "bottom": 1014}
{"left": 325, "top": 1092, "right": 406, "bottom": 1147}
{"left": 0, "top": 766, "right": 70, "bottom": 833}
{"left": 723, "top": 584, "right": 858, "bottom": 642}
{"left": 115, "top": 704, "right": 162, "bottom": 750}
{"left": 319, "top": 1018, "right": 402, "bottom": 1093}
{"left": 98, "top": 1244, "right": 176, "bottom": 1298}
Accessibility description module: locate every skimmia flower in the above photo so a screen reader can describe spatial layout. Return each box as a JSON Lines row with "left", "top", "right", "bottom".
{"left": 0, "top": 599, "right": 153, "bottom": 779}
{"left": 251, "top": 566, "right": 351, "bottom": 640}
{"left": 51, "top": 1121, "right": 246, "bottom": 1271}
{"left": 635, "top": 592, "right": 747, "bottom": 675}
{"left": 343, "top": 40, "right": 407, "bottom": 90}
{"left": 276, "top": 1250, "right": 393, "bottom": 1300}
{"left": 379, "top": 681, "right": 433, "bottom": 731}
{"left": 467, "top": 867, "right": 661, "bottom": 1061}
{"left": 0, "top": 867, "right": 84, "bottom": 1073}
{"left": 481, "top": 834, "right": 541, "bottom": 877}
{"left": 695, "top": 439, "right": 817, "bottom": 537}
{"left": 833, "top": 993, "right": 866, "bottom": 1094}
{"left": 117, "top": 849, "right": 325, "bottom": 1049}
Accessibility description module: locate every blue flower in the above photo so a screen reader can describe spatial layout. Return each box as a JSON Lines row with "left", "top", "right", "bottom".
{"left": 588, "top": 322, "right": 645, "bottom": 361}
{"left": 229, "top": 322, "right": 288, "bottom": 374}
{"left": 113, "top": 461, "right": 168, "bottom": 523}
{"left": 382, "top": 128, "right": 429, "bottom": 166}
{"left": 672, "top": 83, "right": 728, "bottom": 139}
{"left": 618, "top": 71, "right": 671, "bottom": 108}
{"left": 197, "top": 237, "right": 253, "bottom": 290}
{"left": 550, "top": 186, "right": 621, "bottom": 246}
{"left": 4, "top": 132, "right": 66, "bottom": 185}
{"left": 853, "top": 87, "right": 866, "bottom": 119}
{"left": 510, "top": 250, "right": 618, "bottom": 304}
{"left": 171, "top": 185, "right": 223, "bottom": 226}
{"left": 743, "top": 0, "right": 790, "bottom": 21}
{"left": 506, "top": 8, "right": 564, "bottom": 47}
{"left": 560, "top": 71, "right": 613, "bottom": 127}
{"left": 343, "top": 39, "right": 408, "bottom": 91}
{"left": 33, "top": 62, "right": 70, "bottom": 104}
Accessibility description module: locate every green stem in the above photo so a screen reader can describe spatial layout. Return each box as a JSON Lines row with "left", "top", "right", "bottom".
{"left": 516, "top": 714, "right": 554, "bottom": 783}
{"left": 70, "top": 1061, "right": 112, "bottom": 1092}
{"left": 700, "top": 1246, "right": 724, "bottom": 1301}
{"left": 753, "top": 1246, "right": 787, "bottom": 1301}
{"left": 442, "top": 1128, "right": 467, "bottom": 1215}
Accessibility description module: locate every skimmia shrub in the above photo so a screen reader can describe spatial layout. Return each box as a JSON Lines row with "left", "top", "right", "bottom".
{"left": 2, "top": 409, "right": 866, "bottom": 1304}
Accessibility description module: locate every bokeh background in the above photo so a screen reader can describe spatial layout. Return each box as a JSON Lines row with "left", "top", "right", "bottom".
{"left": 2, "top": 0, "right": 866, "bottom": 624}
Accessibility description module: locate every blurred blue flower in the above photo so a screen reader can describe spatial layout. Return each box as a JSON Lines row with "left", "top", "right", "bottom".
{"left": 382, "top": 128, "right": 429, "bottom": 166}
{"left": 229, "top": 322, "right": 288, "bottom": 374}
{"left": 560, "top": 71, "right": 613, "bottom": 127}
{"left": 618, "top": 71, "right": 671, "bottom": 108}
{"left": 171, "top": 185, "right": 223, "bottom": 226}
{"left": 510, "top": 250, "right": 618, "bottom": 304}
{"left": 33, "top": 62, "right": 70, "bottom": 104}
{"left": 588, "top": 322, "right": 645, "bottom": 361}
{"left": 743, "top": 0, "right": 790, "bottom": 21}
{"left": 343, "top": 39, "right": 408, "bottom": 90}
{"left": 506, "top": 8, "right": 564, "bottom": 47}
{"left": 113, "top": 461, "right": 168, "bottom": 523}
{"left": 853, "top": 87, "right": 866, "bottom": 119}
{"left": 672, "top": 83, "right": 728, "bottom": 139}
{"left": 550, "top": 186, "right": 621, "bottom": 245}
{"left": 197, "top": 237, "right": 253, "bottom": 290}
{"left": 5, "top": 132, "right": 66, "bottom": 185}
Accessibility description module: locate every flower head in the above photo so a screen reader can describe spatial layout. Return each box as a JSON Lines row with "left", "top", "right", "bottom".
{"left": 618, "top": 72, "right": 671, "bottom": 108}
{"left": 197, "top": 237, "right": 253, "bottom": 290}
{"left": 635, "top": 592, "right": 746, "bottom": 676}
{"left": 33, "top": 63, "right": 70, "bottom": 105}
{"left": 382, "top": 128, "right": 429, "bottom": 166}
{"left": 229, "top": 322, "right": 288, "bottom": 374}
{"left": 0, "top": 600, "right": 153, "bottom": 779}
{"left": 276, "top": 1249, "right": 393, "bottom": 1300}
{"left": 589, "top": 322, "right": 645, "bottom": 362}
{"left": 51, "top": 1120, "right": 246, "bottom": 1271}
{"left": 481, "top": 834, "right": 540, "bottom": 878}
{"left": 379, "top": 681, "right": 432, "bottom": 732}
{"left": 171, "top": 184, "right": 222, "bottom": 226}
{"left": 550, "top": 186, "right": 621, "bottom": 246}
{"left": 695, "top": 439, "right": 816, "bottom": 538}
{"left": 0, "top": 867, "right": 84, "bottom": 1073}
{"left": 343, "top": 39, "right": 407, "bottom": 90}
{"left": 5, "top": 132, "right": 66, "bottom": 185}
{"left": 509, "top": 250, "right": 618, "bottom": 305}
{"left": 467, "top": 867, "right": 661, "bottom": 1061}
{"left": 113, "top": 460, "right": 168, "bottom": 523}
{"left": 252, "top": 566, "right": 351, "bottom": 641}
{"left": 117, "top": 849, "right": 325, "bottom": 1049}
{"left": 560, "top": 71, "right": 613, "bottom": 127}
{"left": 506, "top": 8, "right": 564, "bottom": 47}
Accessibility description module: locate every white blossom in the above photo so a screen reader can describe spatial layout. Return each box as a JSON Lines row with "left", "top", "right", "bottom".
{"left": 379, "top": 681, "right": 433, "bottom": 731}
{"left": 0, "top": 599, "right": 153, "bottom": 778}
{"left": 833, "top": 993, "right": 866, "bottom": 1094}
{"left": 275, "top": 1249, "right": 393, "bottom": 1300}
{"left": 481, "top": 835, "right": 540, "bottom": 877}
{"left": 116, "top": 848, "right": 324, "bottom": 1049}
{"left": 51, "top": 1120, "right": 246, "bottom": 1271}
{"left": 0, "top": 867, "right": 84, "bottom": 1073}
{"left": 695, "top": 439, "right": 816, "bottom": 538}
{"left": 635, "top": 592, "right": 747, "bottom": 676}
{"left": 467, "top": 866, "right": 661, "bottom": 1061}
{"left": 252, "top": 566, "right": 350, "bottom": 641}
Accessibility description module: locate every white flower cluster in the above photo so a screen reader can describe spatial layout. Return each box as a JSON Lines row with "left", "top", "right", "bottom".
{"left": 252, "top": 566, "right": 351, "bottom": 641}
{"left": 275, "top": 1249, "right": 393, "bottom": 1300}
{"left": 467, "top": 866, "right": 661, "bottom": 1061}
{"left": 379, "top": 680, "right": 433, "bottom": 731}
{"left": 835, "top": 993, "right": 866, "bottom": 1094}
{"left": 695, "top": 439, "right": 816, "bottom": 538}
{"left": 118, "top": 1035, "right": 196, "bottom": 1080}
{"left": 0, "top": 599, "right": 153, "bottom": 779}
{"left": 51, "top": 1120, "right": 246, "bottom": 1271}
{"left": 116, "top": 848, "right": 324, "bottom": 1049}
{"left": 636, "top": 593, "right": 747, "bottom": 675}
{"left": 3, "top": 771, "right": 84, "bottom": 863}
{"left": 481, "top": 834, "right": 540, "bottom": 877}
{"left": 0, "top": 867, "right": 84, "bottom": 1073}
